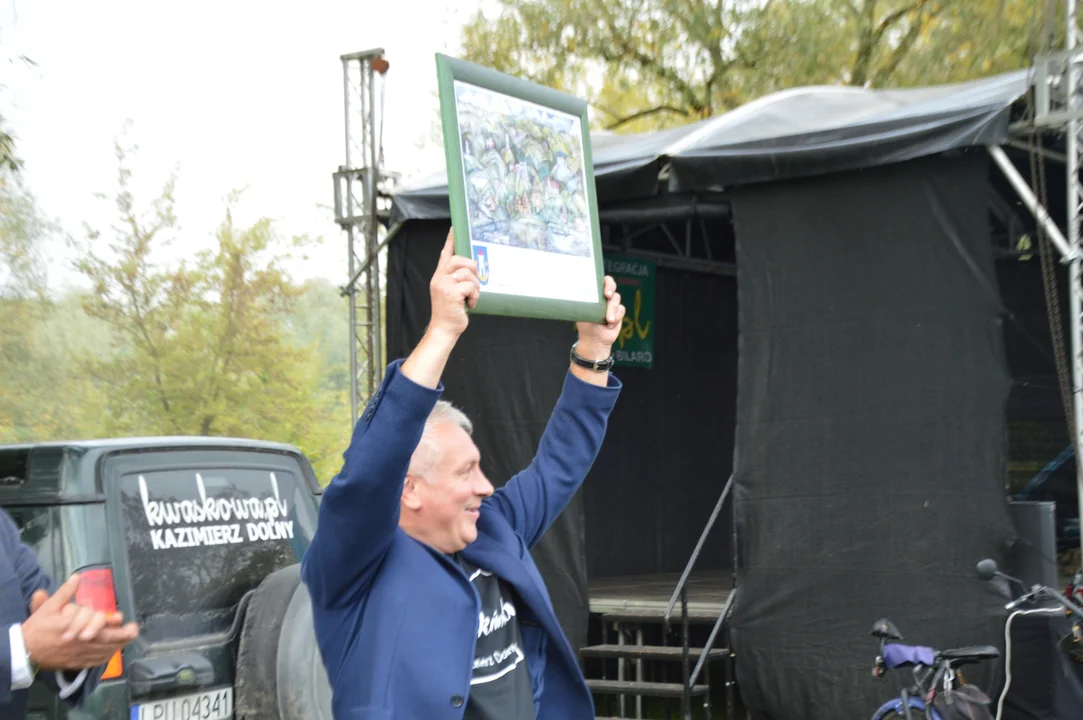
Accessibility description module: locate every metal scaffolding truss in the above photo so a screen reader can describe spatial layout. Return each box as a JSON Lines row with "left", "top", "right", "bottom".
{"left": 333, "top": 49, "right": 397, "bottom": 421}
{"left": 600, "top": 198, "right": 736, "bottom": 277}
{"left": 992, "top": 0, "right": 1083, "bottom": 558}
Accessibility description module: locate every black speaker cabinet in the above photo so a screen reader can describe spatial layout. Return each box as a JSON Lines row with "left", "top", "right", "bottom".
{"left": 1008, "top": 500, "right": 1059, "bottom": 590}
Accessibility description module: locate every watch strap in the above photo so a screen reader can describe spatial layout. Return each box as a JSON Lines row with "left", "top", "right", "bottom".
{"left": 570, "top": 342, "right": 614, "bottom": 372}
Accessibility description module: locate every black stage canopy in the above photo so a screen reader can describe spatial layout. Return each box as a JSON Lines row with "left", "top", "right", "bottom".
{"left": 390, "top": 69, "right": 1028, "bottom": 223}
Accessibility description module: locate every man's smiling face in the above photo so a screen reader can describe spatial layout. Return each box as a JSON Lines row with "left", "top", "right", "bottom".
{"left": 401, "top": 422, "right": 494, "bottom": 553}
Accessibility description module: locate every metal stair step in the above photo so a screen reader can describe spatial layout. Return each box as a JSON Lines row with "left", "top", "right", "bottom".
{"left": 600, "top": 609, "right": 719, "bottom": 624}
{"left": 580, "top": 643, "right": 729, "bottom": 661}
{"left": 586, "top": 679, "right": 710, "bottom": 698}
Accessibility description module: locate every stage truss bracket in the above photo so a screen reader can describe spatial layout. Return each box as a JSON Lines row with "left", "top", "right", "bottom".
{"left": 335, "top": 48, "right": 387, "bottom": 423}
{"left": 1031, "top": 47, "right": 1083, "bottom": 128}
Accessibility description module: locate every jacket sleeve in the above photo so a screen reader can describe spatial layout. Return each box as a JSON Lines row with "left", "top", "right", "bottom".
{"left": 484, "top": 370, "right": 621, "bottom": 549}
{"left": 0, "top": 620, "right": 12, "bottom": 706}
{"left": 301, "top": 359, "right": 443, "bottom": 609}
{"left": 0, "top": 509, "right": 105, "bottom": 708}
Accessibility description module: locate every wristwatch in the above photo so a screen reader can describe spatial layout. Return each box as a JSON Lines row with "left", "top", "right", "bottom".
{"left": 569, "top": 342, "right": 614, "bottom": 372}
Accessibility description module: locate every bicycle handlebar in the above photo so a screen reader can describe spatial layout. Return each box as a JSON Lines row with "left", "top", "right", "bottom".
{"left": 1006, "top": 583, "right": 1083, "bottom": 617}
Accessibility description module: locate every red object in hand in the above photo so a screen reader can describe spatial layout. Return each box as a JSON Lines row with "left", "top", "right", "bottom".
{"left": 75, "top": 567, "right": 125, "bottom": 680}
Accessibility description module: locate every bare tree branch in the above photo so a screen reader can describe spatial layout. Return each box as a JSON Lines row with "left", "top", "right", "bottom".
{"left": 604, "top": 104, "right": 691, "bottom": 130}
{"left": 875, "top": 0, "right": 930, "bottom": 40}
{"left": 872, "top": 4, "right": 943, "bottom": 85}
{"left": 851, "top": 0, "right": 934, "bottom": 86}
{"left": 628, "top": 48, "right": 708, "bottom": 112}
{"left": 596, "top": 4, "right": 708, "bottom": 114}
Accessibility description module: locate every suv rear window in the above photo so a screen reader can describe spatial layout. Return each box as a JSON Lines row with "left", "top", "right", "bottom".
{"left": 117, "top": 464, "right": 311, "bottom": 644}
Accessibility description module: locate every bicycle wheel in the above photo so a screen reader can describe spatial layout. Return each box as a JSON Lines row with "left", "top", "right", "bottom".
{"left": 870, "top": 696, "right": 942, "bottom": 720}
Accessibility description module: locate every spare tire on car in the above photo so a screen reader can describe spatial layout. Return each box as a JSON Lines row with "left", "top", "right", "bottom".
{"left": 234, "top": 564, "right": 333, "bottom": 720}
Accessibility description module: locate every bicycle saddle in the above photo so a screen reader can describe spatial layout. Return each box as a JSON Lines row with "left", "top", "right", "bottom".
{"left": 937, "top": 645, "right": 1000, "bottom": 665}
{"left": 882, "top": 643, "right": 935, "bottom": 669}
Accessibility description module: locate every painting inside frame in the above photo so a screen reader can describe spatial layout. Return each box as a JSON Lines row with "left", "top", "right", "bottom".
{"left": 437, "top": 54, "right": 606, "bottom": 322}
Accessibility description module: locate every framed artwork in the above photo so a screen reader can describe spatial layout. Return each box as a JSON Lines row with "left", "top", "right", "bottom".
{"left": 435, "top": 53, "right": 606, "bottom": 323}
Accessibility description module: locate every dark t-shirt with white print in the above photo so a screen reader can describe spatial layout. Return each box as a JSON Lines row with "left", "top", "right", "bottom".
{"left": 455, "top": 554, "right": 536, "bottom": 720}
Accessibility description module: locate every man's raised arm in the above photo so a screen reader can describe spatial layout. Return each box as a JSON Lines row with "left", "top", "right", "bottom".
{"left": 301, "top": 231, "right": 480, "bottom": 609}
{"left": 486, "top": 276, "right": 625, "bottom": 547}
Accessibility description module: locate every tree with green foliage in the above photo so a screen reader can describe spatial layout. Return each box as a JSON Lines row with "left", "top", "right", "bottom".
{"left": 0, "top": 168, "right": 110, "bottom": 443}
{"left": 284, "top": 277, "right": 352, "bottom": 396}
{"left": 72, "top": 141, "right": 349, "bottom": 481}
{"left": 462, "top": 0, "right": 1046, "bottom": 133}
{"left": 0, "top": 168, "right": 50, "bottom": 439}
{"left": 0, "top": 123, "right": 17, "bottom": 173}
{"left": 1, "top": 45, "right": 35, "bottom": 171}
{"left": 742, "top": 0, "right": 1047, "bottom": 94}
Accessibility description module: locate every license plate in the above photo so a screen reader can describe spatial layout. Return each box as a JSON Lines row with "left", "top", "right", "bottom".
{"left": 130, "top": 687, "right": 233, "bottom": 720}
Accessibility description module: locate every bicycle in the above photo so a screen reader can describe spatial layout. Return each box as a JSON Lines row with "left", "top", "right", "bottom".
{"left": 976, "top": 558, "right": 1083, "bottom": 679}
{"left": 868, "top": 617, "right": 999, "bottom": 719}
{"left": 976, "top": 558, "right": 1083, "bottom": 619}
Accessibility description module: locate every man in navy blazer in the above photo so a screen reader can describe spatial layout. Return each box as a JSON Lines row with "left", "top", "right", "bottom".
{"left": 0, "top": 508, "right": 140, "bottom": 719}
{"left": 302, "top": 230, "right": 625, "bottom": 719}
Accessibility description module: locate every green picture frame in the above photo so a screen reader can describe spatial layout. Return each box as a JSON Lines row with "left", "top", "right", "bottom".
{"left": 435, "top": 53, "right": 606, "bottom": 323}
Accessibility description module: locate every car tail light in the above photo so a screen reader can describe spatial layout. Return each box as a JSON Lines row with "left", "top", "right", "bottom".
{"left": 75, "top": 567, "right": 124, "bottom": 680}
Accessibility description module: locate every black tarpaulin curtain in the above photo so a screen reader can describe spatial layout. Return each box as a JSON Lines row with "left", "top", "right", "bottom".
{"left": 385, "top": 221, "right": 590, "bottom": 653}
{"left": 728, "top": 150, "right": 1017, "bottom": 719}
{"left": 583, "top": 268, "right": 738, "bottom": 578}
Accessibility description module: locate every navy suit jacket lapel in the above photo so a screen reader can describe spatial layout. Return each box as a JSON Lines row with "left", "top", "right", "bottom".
{"left": 462, "top": 533, "right": 579, "bottom": 673}
{"left": 462, "top": 534, "right": 530, "bottom": 599}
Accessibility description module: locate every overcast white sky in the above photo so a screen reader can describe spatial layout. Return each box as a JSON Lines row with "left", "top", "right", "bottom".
{"left": 1, "top": 0, "right": 491, "bottom": 289}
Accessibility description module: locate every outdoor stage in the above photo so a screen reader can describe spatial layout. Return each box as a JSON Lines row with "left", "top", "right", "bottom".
{"left": 588, "top": 570, "right": 733, "bottom": 621}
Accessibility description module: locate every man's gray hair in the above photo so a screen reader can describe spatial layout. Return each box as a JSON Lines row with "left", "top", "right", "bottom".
{"left": 408, "top": 400, "right": 474, "bottom": 482}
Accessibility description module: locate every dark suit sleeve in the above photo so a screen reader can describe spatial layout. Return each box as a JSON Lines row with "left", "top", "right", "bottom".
{"left": 0, "top": 620, "right": 13, "bottom": 705}
{"left": 301, "top": 359, "right": 442, "bottom": 609}
{"left": 2, "top": 509, "right": 105, "bottom": 707}
{"left": 484, "top": 370, "right": 621, "bottom": 548}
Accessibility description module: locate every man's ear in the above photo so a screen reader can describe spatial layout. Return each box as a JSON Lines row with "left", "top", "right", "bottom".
{"left": 402, "top": 475, "right": 424, "bottom": 511}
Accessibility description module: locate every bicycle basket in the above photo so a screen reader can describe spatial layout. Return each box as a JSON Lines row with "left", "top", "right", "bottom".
{"left": 931, "top": 685, "right": 994, "bottom": 720}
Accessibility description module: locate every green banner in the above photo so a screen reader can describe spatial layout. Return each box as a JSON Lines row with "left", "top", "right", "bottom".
{"left": 604, "top": 256, "right": 655, "bottom": 369}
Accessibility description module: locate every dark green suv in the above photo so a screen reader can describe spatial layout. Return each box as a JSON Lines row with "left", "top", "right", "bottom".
{"left": 0, "top": 437, "right": 324, "bottom": 720}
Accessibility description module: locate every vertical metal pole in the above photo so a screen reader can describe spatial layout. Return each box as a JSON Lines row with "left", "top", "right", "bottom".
{"left": 343, "top": 58, "right": 359, "bottom": 422}
{"left": 617, "top": 622, "right": 626, "bottom": 718}
{"left": 729, "top": 473, "right": 738, "bottom": 718}
{"left": 1068, "top": 0, "right": 1083, "bottom": 563}
{"left": 336, "top": 49, "right": 385, "bottom": 423}
{"left": 365, "top": 59, "right": 382, "bottom": 385}
{"left": 635, "top": 627, "right": 644, "bottom": 719}
{"left": 703, "top": 652, "right": 712, "bottom": 719}
{"left": 681, "top": 587, "right": 691, "bottom": 720}
{"left": 601, "top": 620, "right": 612, "bottom": 717}
{"left": 725, "top": 632, "right": 735, "bottom": 719}
{"left": 731, "top": 478, "right": 738, "bottom": 593}
{"left": 662, "top": 621, "right": 671, "bottom": 719}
